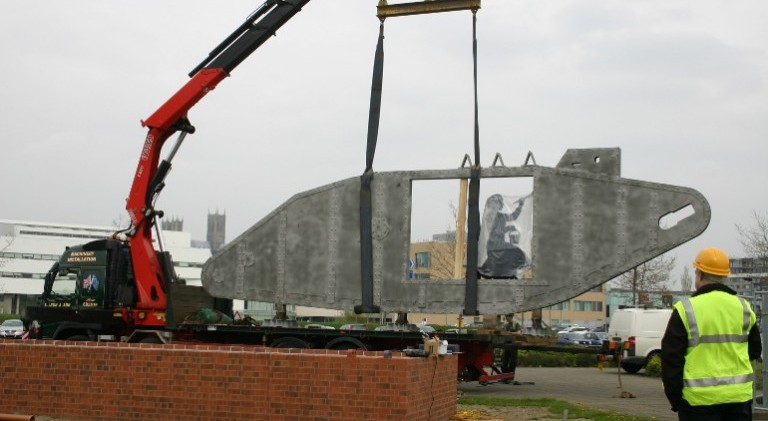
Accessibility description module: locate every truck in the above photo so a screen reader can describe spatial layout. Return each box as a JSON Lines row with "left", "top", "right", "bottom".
{"left": 600, "top": 308, "right": 673, "bottom": 373}
{"left": 23, "top": 0, "right": 710, "bottom": 385}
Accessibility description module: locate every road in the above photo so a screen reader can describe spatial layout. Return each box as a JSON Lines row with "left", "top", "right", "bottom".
{"left": 458, "top": 366, "right": 676, "bottom": 421}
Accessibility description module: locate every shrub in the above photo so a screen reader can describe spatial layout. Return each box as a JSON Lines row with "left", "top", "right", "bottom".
{"left": 645, "top": 354, "right": 662, "bottom": 377}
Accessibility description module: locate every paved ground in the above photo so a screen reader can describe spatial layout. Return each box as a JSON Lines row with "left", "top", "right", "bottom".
{"left": 458, "top": 366, "right": 677, "bottom": 420}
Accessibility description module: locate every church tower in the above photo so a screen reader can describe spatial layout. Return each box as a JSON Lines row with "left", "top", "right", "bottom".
{"left": 207, "top": 211, "right": 226, "bottom": 253}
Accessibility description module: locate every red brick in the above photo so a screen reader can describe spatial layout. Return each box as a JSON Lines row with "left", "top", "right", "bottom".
{"left": 0, "top": 342, "right": 456, "bottom": 420}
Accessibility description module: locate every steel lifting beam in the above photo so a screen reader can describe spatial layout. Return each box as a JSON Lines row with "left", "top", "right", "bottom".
{"left": 376, "top": 0, "right": 480, "bottom": 19}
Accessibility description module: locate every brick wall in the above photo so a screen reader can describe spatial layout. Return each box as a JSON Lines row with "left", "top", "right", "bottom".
{"left": 0, "top": 340, "right": 457, "bottom": 421}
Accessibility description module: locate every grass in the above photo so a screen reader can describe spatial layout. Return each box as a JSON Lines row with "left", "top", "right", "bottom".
{"left": 457, "top": 397, "right": 661, "bottom": 421}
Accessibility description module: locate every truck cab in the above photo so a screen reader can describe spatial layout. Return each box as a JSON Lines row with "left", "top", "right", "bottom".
{"left": 25, "top": 239, "right": 136, "bottom": 340}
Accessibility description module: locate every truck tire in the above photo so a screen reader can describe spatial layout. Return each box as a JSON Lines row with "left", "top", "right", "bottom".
{"left": 459, "top": 365, "right": 483, "bottom": 382}
{"left": 269, "top": 337, "right": 312, "bottom": 349}
{"left": 324, "top": 337, "right": 368, "bottom": 351}
{"left": 620, "top": 361, "right": 643, "bottom": 374}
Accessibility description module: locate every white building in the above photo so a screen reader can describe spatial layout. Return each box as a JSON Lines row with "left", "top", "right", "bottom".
{"left": 0, "top": 219, "right": 210, "bottom": 314}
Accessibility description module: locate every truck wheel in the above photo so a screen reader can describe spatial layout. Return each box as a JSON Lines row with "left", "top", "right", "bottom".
{"left": 459, "top": 365, "right": 483, "bottom": 382}
{"left": 324, "top": 337, "right": 368, "bottom": 350}
{"left": 620, "top": 361, "right": 643, "bottom": 374}
{"left": 269, "top": 337, "right": 311, "bottom": 349}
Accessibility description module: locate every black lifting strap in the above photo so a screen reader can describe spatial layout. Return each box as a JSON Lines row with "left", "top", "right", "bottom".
{"left": 464, "top": 9, "right": 481, "bottom": 316}
{"left": 356, "top": 22, "right": 385, "bottom": 314}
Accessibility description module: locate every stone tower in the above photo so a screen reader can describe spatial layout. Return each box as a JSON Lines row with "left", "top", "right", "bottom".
{"left": 162, "top": 217, "right": 184, "bottom": 232}
{"left": 207, "top": 211, "right": 226, "bottom": 253}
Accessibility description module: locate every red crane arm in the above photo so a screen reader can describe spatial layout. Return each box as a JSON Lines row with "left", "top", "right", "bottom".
{"left": 117, "top": 0, "right": 310, "bottom": 316}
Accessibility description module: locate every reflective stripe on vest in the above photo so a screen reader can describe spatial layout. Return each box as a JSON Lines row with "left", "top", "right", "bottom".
{"left": 680, "top": 296, "right": 751, "bottom": 347}
{"left": 684, "top": 373, "right": 754, "bottom": 388}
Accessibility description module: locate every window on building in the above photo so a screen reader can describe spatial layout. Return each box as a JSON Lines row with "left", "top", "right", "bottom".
{"left": 574, "top": 300, "right": 603, "bottom": 312}
{"left": 415, "top": 252, "right": 431, "bottom": 269}
{"left": 549, "top": 301, "right": 569, "bottom": 311}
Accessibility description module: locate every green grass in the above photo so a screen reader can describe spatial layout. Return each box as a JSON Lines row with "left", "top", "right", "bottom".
{"left": 458, "top": 397, "right": 661, "bottom": 421}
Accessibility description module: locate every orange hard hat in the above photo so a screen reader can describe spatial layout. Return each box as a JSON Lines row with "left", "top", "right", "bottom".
{"left": 693, "top": 247, "right": 730, "bottom": 277}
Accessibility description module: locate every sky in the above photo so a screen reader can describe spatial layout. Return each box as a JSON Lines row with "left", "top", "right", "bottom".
{"left": 1, "top": 0, "right": 766, "bottom": 288}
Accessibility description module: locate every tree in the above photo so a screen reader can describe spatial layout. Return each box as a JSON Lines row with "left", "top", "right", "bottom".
{"left": 735, "top": 210, "right": 768, "bottom": 259}
{"left": 679, "top": 267, "right": 693, "bottom": 294}
{"left": 0, "top": 233, "right": 14, "bottom": 268}
{"left": 413, "top": 234, "right": 460, "bottom": 280}
{"left": 612, "top": 254, "right": 677, "bottom": 306}
{"left": 0, "top": 232, "right": 14, "bottom": 297}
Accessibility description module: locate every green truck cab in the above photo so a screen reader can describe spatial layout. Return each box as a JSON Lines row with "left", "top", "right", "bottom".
{"left": 25, "top": 239, "right": 136, "bottom": 340}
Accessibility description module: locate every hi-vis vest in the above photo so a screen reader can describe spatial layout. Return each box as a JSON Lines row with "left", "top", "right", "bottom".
{"left": 674, "top": 291, "right": 756, "bottom": 406}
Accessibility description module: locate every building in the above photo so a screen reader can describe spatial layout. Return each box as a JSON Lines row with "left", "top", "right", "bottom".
{"left": 727, "top": 257, "right": 768, "bottom": 300}
{"left": 0, "top": 219, "right": 211, "bottom": 315}
{"left": 521, "top": 286, "right": 608, "bottom": 330}
{"left": 726, "top": 257, "right": 768, "bottom": 322}
{"left": 206, "top": 211, "right": 226, "bottom": 254}
{"left": 161, "top": 216, "right": 185, "bottom": 232}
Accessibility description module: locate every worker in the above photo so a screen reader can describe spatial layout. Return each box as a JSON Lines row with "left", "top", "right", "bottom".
{"left": 661, "top": 247, "right": 762, "bottom": 420}
{"left": 504, "top": 313, "right": 521, "bottom": 333}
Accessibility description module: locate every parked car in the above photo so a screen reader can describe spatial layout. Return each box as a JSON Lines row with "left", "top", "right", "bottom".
{"left": 444, "top": 328, "right": 468, "bottom": 334}
{"left": 556, "top": 331, "right": 601, "bottom": 346}
{"left": 374, "top": 323, "right": 434, "bottom": 333}
{"left": 418, "top": 325, "right": 436, "bottom": 334}
{"left": 570, "top": 332, "right": 603, "bottom": 347}
{"left": 375, "top": 323, "right": 412, "bottom": 332}
{"left": 557, "top": 325, "right": 589, "bottom": 334}
{"left": 556, "top": 331, "right": 578, "bottom": 345}
{"left": 0, "top": 319, "right": 24, "bottom": 339}
{"left": 339, "top": 323, "right": 367, "bottom": 331}
{"left": 304, "top": 323, "right": 335, "bottom": 330}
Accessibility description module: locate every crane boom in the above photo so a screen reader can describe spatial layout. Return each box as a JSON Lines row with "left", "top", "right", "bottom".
{"left": 119, "top": 0, "right": 310, "bottom": 320}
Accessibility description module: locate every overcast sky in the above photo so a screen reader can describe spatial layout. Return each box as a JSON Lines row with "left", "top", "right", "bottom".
{"left": 1, "top": 1, "right": 766, "bottom": 287}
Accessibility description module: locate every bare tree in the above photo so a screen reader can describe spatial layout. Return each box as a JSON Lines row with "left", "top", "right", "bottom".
{"left": 0, "top": 234, "right": 14, "bottom": 268}
{"left": 613, "top": 254, "right": 677, "bottom": 306}
{"left": 0, "top": 233, "right": 14, "bottom": 297}
{"left": 680, "top": 267, "right": 693, "bottom": 294}
{"left": 735, "top": 210, "right": 768, "bottom": 259}
{"left": 429, "top": 240, "right": 459, "bottom": 279}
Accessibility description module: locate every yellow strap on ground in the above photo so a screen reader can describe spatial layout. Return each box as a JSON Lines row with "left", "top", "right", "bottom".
{"left": 451, "top": 408, "right": 493, "bottom": 420}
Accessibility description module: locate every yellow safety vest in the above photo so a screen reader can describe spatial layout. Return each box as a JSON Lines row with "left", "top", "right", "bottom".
{"left": 674, "top": 291, "right": 755, "bottom": 406}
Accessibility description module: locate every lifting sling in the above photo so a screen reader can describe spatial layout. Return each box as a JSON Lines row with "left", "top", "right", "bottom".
{"left": 357, "top": 0, "right": 482, "bottom": 315}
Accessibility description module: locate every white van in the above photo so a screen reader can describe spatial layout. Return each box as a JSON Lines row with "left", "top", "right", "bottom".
{"left": 607, "top": 308, "right": 673, "bottom": 373}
